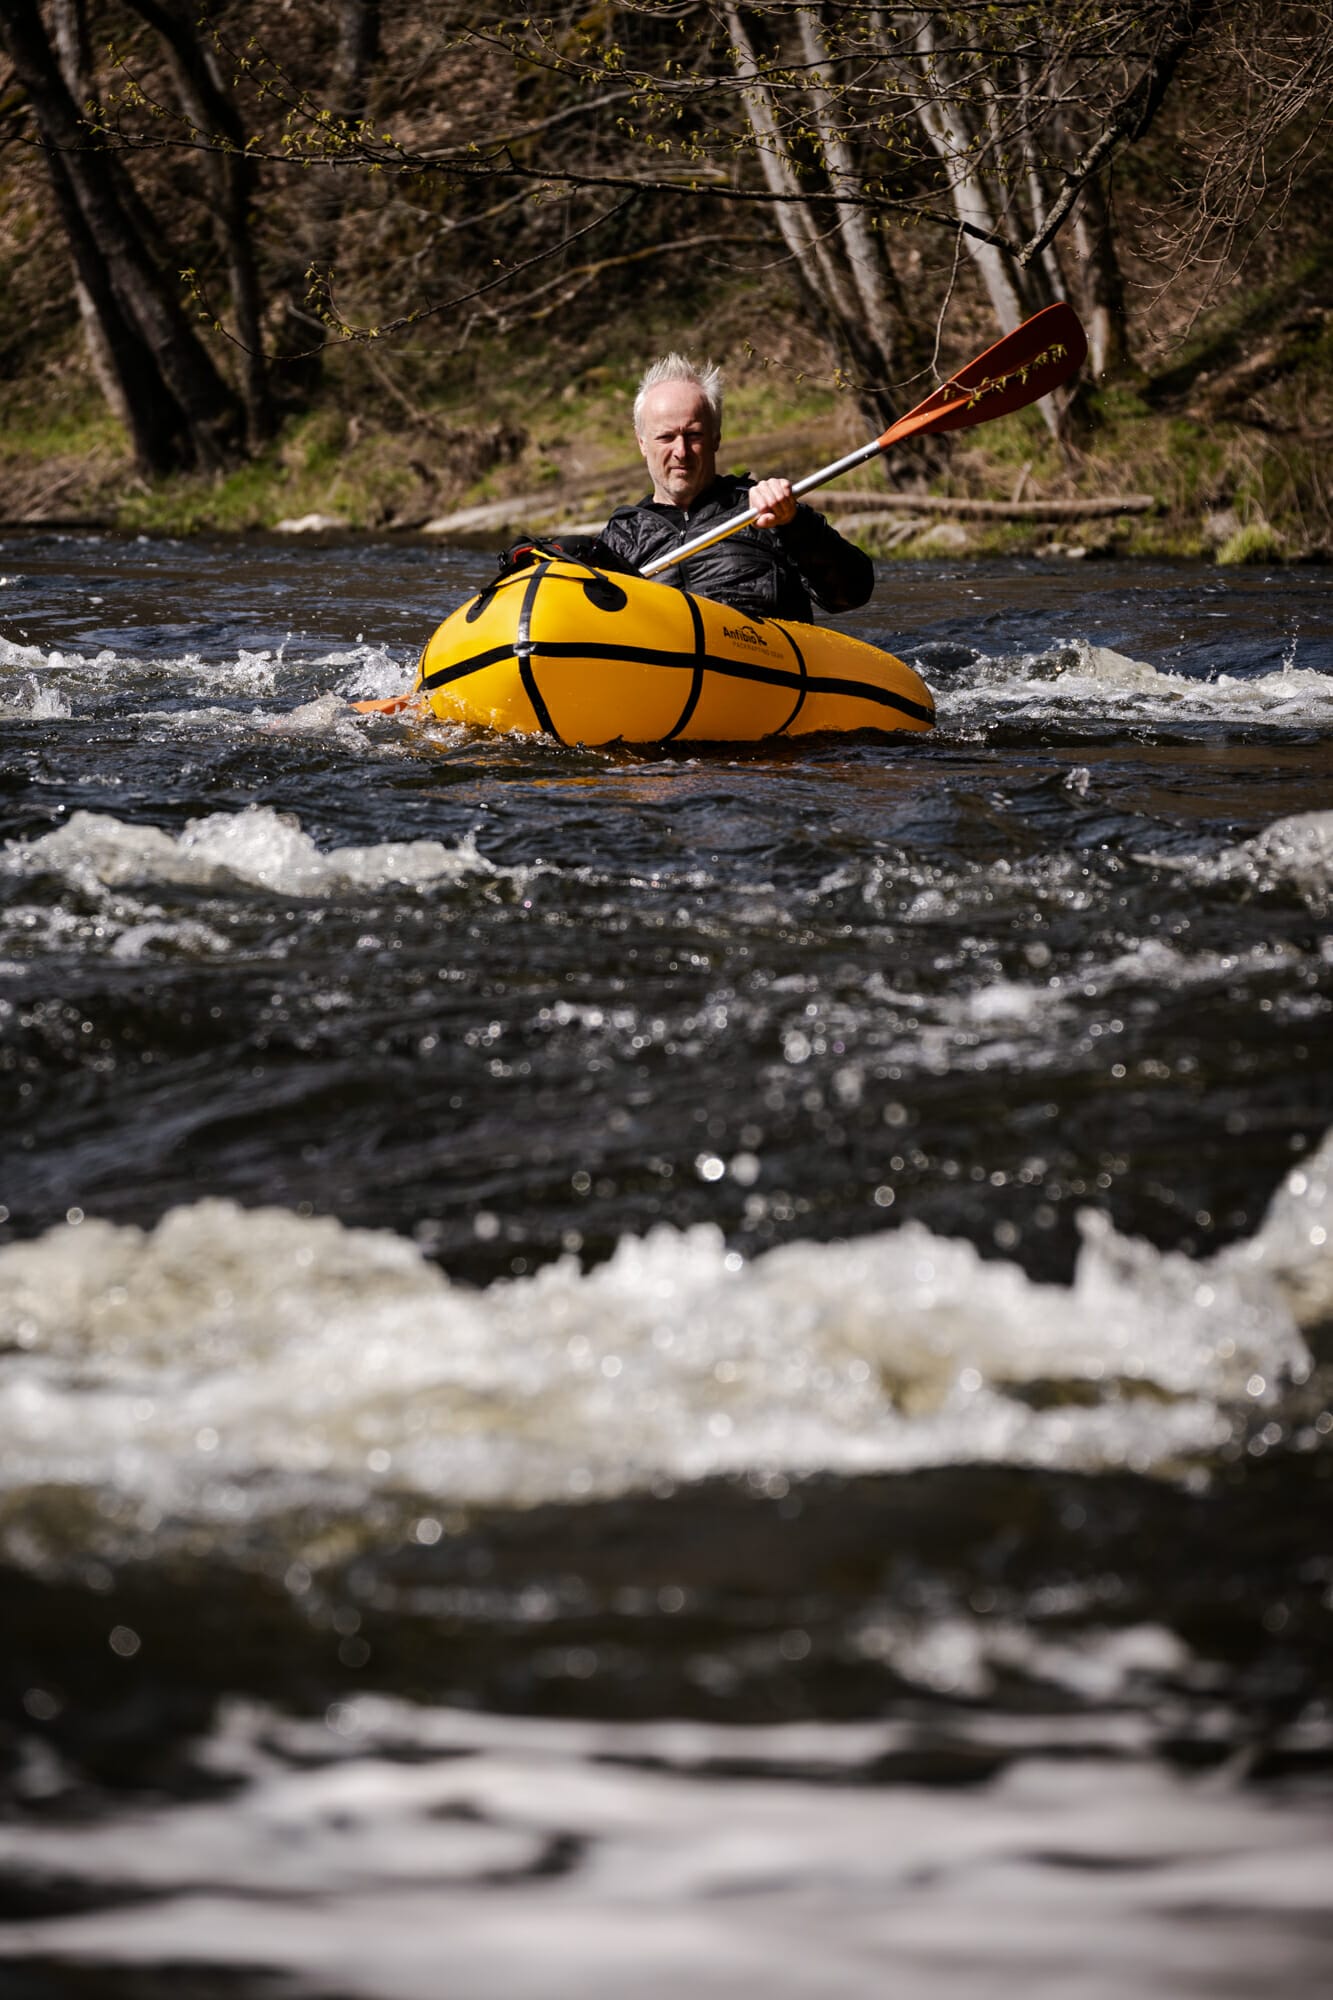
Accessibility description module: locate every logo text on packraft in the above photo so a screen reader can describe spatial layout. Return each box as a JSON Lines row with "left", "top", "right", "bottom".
{"left": 724, "top": 624, "right": 768, "bottom": 648}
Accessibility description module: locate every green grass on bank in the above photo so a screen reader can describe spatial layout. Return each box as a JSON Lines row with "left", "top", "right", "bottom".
{"left": 1, "top": 267, "right": 1329, "bottom": 562}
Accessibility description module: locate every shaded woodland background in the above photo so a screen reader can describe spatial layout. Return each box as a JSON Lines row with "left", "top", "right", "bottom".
{"left": 1, "top": 1, "right": 1330, "bottom": 556}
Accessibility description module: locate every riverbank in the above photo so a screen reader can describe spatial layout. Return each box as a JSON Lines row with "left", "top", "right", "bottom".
{"left": 2, "top": 260, "right": 1330, "bottom": 564}
{"left": 2, "top": 393, "right": 1326, "bottom": 566}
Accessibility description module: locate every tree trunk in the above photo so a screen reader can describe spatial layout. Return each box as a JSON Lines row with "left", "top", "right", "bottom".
{"left": 905, "top": 14, "right": 1039, "bottom": 336}
{"left": 794, "top": 7, "right": 933, "bottom": 410}
{"left": 1069, "top": 176, "right": 1132, "bottom": 380}
{"left": 0, "top": 0, "right": 244, "bottom": 471}
{"left": 49, "top": 0, "right": 134, "bottom": 430}
{"left": 903, "top": 14, "right": 1070, "bottom": 435}
{"left": 123, "top": 0, "right": 275, "bottom": 445}
{"left": 726, "top": 3, "right": 933, "bottom": 453}
{"left": 290, "top": 0, "right": 382, "bottom": 373}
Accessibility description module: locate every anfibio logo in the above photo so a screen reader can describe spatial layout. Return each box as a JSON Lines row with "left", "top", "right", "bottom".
{"left": 723, "top": 623, "right": 768, "bottom": 649}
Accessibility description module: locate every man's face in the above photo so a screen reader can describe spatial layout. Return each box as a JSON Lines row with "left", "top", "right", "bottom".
{"left": 636, "top": 382, "right": 718, "bottom": 509}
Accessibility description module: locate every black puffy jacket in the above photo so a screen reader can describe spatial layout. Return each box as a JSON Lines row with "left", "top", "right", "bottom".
{"left": 575, "top": 473, "right": 874, "bottom": 622}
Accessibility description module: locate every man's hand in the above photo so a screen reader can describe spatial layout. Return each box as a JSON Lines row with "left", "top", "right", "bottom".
{"left": 748, "top": 477, "right": 797, "bottom": 530}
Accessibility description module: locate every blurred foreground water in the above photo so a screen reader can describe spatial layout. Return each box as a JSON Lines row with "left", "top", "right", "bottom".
{"left": 1, "top": 535, "right": 1331, "bottom": 1997}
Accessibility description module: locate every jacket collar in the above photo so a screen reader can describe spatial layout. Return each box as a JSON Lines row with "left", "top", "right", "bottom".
{"left": 638, "top": 473, "right": 748, "bottom": 524}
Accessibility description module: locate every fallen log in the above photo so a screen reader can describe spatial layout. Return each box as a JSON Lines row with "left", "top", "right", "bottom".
{"left": 821, "top": 492, "right": 1156, "bottom": 520}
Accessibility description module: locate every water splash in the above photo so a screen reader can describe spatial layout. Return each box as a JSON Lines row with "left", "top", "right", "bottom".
{"left": 0, "top": 1136, "right": 1323, "bottom": 1566}
{"left": 1146, "top": 809, "right": 1333, "bottom": 915}
{"left": 2, "top": 804, "right": 494, "bottom": 898}
{"left": 937, "top": 637, "right": 1333, "bottom": 730}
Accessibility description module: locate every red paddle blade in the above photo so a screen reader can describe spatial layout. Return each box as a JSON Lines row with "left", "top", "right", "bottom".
{"left": 878, "top": 302, "right": 1087, "bottom": 448}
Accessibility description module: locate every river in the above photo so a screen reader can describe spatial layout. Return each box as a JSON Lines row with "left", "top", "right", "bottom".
{"left": 1, "top": 532, "right": 1331, "bottom": 1997}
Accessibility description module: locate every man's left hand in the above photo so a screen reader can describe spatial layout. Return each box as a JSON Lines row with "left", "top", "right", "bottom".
{"left": 749, "top": 477, "right": 797, "bottom": 529}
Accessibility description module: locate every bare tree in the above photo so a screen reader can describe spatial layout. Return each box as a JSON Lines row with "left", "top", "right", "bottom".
{"left": 720, "top": 4, "right": 928, "bottom": 435}
{"left": 6, "top": 0, "right": 1329, "bottom": 472}
{"left": 432, "top": 3, "right": 1223, "bottom": 424}
{"left": 119, "top": 0, "right": 276, "bottom": 445}
{"left": 49, "top": 0, "right": 132, "bottom": 427}
{"left": 0, "top": 0, "right": 244, "bottom": 470}
{"left": 280, "top": 0, "right": 382, "bottom": 376}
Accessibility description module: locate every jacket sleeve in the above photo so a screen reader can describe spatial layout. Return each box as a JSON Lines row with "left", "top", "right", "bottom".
{"left": 778, "top": 503, "right": 875, "bottom": 612}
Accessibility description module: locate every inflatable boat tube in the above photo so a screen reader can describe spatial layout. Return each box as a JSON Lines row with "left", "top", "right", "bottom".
{"left": 414, "top": 554, "right": 935, "bottom": 745}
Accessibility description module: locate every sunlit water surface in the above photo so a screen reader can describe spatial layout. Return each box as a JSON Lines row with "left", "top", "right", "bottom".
{"left": 1, "top": 535, "right": 1332, "bottom": 1997}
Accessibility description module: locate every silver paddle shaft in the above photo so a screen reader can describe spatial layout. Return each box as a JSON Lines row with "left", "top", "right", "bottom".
{"left": 638, "top": 437, "right": 885, "bottom": 579}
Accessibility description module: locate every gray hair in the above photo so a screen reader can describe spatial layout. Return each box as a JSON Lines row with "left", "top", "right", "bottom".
{"left": 633, "top": 353, "right": 723, "bottom": 442}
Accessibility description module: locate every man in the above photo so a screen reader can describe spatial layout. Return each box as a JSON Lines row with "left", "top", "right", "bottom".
{"left": 580, "top": 354, "right": 874, "bottom": 622}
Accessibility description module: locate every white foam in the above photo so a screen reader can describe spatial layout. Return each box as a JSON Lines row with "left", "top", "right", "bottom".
{"left": 0, "top": 896, "right": 230, "bottom": 967}
{"left": 1143, "top": 809, "right": 1333, "bottom": 914}
{"left": 324, "top": 643, "right": 417, "bottom": 702}
{"left": 2, "top": 633, "right": 420, "bottom": 726}
{"left": 0, "top": 676, "right": 73, "bottom": 720}
{"left": 186, "top": 647, "right": 282, "bottom": 696}
{"left": 0, "top": 1136, "right": 1323, "bottom": 1558}
{"left": 263, "top": 690, "right": 371, "bottom": 740}
{"left": 1, "top": 635, "right": 117, "bottom": 674}
{"left": 1227, "top": 1134, "right": 1333, "bottom": 1331}
{"left": 1231, "top": 810, "right": 1333, "bottom": 911}
{"left": 945, "top": 639, "right": 1333, "bottom": 727}
{"left": 1055, "top": 640, "right": 1163, "bottom": 689}
{"left": 0, "top": 634, "right": 65, "bottom": 671}
{"left": 1, "top": 804, "right": 492, "bottom": 898}
{"left": 0, "top": 1697, "right": 1327, "bottom": 2000}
